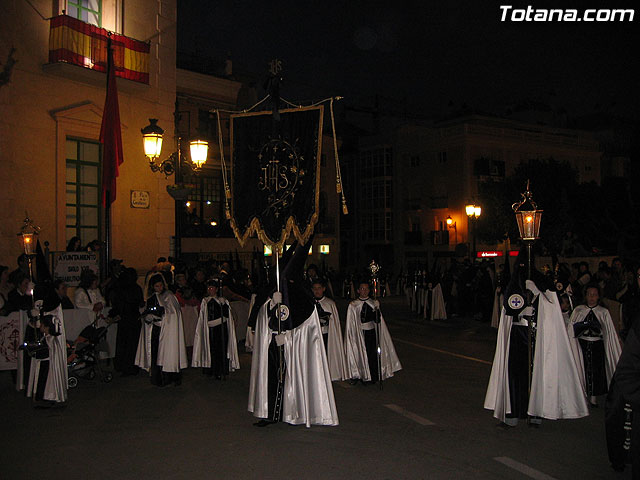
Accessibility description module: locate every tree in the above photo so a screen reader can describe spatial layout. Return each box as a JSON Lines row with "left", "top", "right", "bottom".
{"left": 476, "top": 158, "right": 579, "bottom": 255}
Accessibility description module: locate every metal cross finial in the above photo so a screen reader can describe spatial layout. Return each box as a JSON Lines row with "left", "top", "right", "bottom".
{"left": 512, "top": 179, "right": 538, "bottom": 212}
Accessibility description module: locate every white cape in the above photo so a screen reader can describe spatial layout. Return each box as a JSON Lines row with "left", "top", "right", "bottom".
{"left": 248, "top": 300, "right": 339, "bottom": 427}
{"left": 344, "top": 298, "right": 402, "bottom": 381}
{"left": 316, "top": 296, "right": 347, "bottom": 381}
{"left": 484, "top": 281, "right": 589, "bottom": 421}
{"left": 26, "top": 305, "right": 68, "bottom": 403}
{"left": 424, "top": 284, "right": 447, "bottom": 320}
{"left": 192, "top": 296, "right": 239, "bottom": 371}
{"left": 491, "top": 290, "right": 504, "bottom": 329}
{"left": 135, "top": 291, "right": 188, "bottom": 372}
{"left": 566, "top": 304, "right": 622, "bottom": 389}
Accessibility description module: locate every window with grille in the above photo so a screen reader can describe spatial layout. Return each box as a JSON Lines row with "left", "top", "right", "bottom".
{"left": 66, "top": 138, "right": 101, "bottom": 246}
{"left": 182, "top": 171, "right": 224, "bottom": 236}
{"left": 67, "top": 0, "right": 102, "bottom": 26}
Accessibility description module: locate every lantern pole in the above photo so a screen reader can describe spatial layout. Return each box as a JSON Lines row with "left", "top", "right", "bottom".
{"left": 511, "top": 180, "right": 543, "bottom": 402}
{"left": 368, "top": 259, "right": 383, "bottom": 390}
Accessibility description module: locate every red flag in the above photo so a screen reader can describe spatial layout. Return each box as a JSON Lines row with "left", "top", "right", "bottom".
{"left": 99, "top": 36, "right": 124, "bottom": 206}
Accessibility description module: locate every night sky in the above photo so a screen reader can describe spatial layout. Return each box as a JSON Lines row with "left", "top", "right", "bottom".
{"left": 178, "top": 1, "right": 639, "bottom": 121}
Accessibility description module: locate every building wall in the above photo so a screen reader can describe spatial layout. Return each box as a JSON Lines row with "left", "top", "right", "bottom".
{"left": 0, "top": 0, "right": 177, "bottom": 273}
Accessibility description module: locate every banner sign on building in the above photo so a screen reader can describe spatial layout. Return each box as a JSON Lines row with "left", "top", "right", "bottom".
{"left": 53, "top": 252, "right": 99, "bottom": 286}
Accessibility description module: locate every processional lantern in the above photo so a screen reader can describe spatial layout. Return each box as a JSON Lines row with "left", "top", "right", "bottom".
{"left": 18, "top": 215, "right": 40, "bottom": 256}
{"left": 512, "top": 180, "right": 543, "bottom": 241}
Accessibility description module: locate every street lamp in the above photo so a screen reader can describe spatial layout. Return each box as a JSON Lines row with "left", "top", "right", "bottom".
{"left": 446, "top": 215, "right": 457, "bottom": 245}
{"left": 142, "top": 119, "right": 210, "bottom": 259}
{"left": 141, "top": 118, "right": 209, "bottom": 176}
{"left": 465, "top": 203, "right": 482, "bottom": 259}
{"left": 511, "top": 179, "right": 543, "bottom": 398}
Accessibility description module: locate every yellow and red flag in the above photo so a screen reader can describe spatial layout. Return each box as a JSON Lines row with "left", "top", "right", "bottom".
{"left": 49, "top": 14, "right": 149, "bottom": 84}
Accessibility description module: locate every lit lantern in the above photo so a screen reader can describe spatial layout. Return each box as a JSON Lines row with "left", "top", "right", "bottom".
{"left": 141, "top": 118, "right": 164, "bottom": 160}
{"left": 189, "top": 139, "right": 209, "bottom": 169}
{"left": 264, "top": 245, "right": 273, "bottom": 257}
{"left": 512, "top": 181, "right": 543, "bottom": 241}
{"left": 18, "top": 216, "right": 40, "bottom": 256}
{"left": 320, "top": 245, "right": 330, "bottom": 255}
{"left": 465, "top": 204, "right": 475, "bottom": 217}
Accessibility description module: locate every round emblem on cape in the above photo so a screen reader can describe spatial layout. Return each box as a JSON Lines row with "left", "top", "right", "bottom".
{"left": 556, "top": 282, "right": 563, "bottom": 291}
{"left": 507, "top": 294, "right": 525, "bottom": 310}
{"left": 278, "top": 305, "right": 290, "bottom": 322}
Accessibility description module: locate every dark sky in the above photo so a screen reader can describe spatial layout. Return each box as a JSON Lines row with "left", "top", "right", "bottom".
{"left": 178, "top": 1, "right": 639, "bottom": 120}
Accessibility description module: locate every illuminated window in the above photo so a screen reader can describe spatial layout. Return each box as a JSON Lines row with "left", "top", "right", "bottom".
{"left": 67, "top": 0, "right": 102, "bottom": 27}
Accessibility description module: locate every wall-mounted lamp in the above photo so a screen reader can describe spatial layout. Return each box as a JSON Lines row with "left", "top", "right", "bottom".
{"left": 141, "top": 118, "right": 209, "bottom": 177}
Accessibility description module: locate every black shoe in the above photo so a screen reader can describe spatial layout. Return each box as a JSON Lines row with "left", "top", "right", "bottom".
{"left": 348, "top": 379, "right": 358, "bottom": 385}
{"left": 253, "top": 419, "right": 275, "bottom": 427}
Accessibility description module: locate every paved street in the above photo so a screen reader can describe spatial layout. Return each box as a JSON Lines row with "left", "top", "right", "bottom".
{"left": 1, "top": 297, "right": 631, "bottom": 479}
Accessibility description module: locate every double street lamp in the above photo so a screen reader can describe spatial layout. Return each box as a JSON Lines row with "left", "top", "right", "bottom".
{"left": 141, "top": 119, "right": 210, "bottom": 258}
{"left": 141, "top": 118, "right": 209, "bottom": 176}
{"left": 465, "top": 203, "right": 482, "bottom": 259}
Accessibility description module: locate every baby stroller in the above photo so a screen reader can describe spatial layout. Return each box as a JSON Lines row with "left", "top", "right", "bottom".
{"left": 67, "top": 320, "right": 114, "bottom": 388}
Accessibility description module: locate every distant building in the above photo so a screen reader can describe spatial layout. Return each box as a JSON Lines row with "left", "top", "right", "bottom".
{"left": 342, "top": 114, "right": 603, "bottom": 276}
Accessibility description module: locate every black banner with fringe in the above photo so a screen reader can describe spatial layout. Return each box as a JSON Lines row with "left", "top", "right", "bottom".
{"left": 229, "top": 105, "right": 323, "bottom": 248}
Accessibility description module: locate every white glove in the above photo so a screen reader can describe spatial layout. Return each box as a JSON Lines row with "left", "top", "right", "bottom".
{"left": 275, "top": 333, "right": 286, "bottom": 346}
{"left": 270, "top": 292, "right": 282, "bottom": 308}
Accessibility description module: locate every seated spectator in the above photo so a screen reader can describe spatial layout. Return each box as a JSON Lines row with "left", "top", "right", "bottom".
{"left": 73, "top": 269, "right": 105, "bottom": 315}
{"left": 174, "top": 272, "right": 199, "bottom": 308}
{"left": 65, "top": 236, "right": 82, "bottom": 252}
{"left": 86, "top": 239, "right": 103, "bottom": 252}
{"left": 53, "top": 279, "right": 75, "bottom": 309}
{"left": 6, "top": 271, "right": 32, "bottom": 313}
{"left": 9, "top": 253, "right": 30, "bottom": 282}
{"left": 189, "top": 268, "right": 207, "bottom": 301}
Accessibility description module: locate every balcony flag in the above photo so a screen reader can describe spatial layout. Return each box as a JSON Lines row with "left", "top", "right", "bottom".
{"left": 49, "top": 14, "right": 150, "bottom": 84}
{"left": 99, "top": 36, "right": 123, "bottom": 206}
{"left": 227, "top": 106, "right": 324, "bottom": 250}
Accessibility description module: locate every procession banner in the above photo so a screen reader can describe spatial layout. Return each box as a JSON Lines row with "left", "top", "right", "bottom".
{"left": 229, "top": 105, "right": 323, "bottom": 249}
{"left": 53, "top": 252, "right": 99, "bottom": 286}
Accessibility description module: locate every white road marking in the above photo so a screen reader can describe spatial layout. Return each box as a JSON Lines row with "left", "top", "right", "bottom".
{"left": 395, "top": 338, "right": 492, "bottom": 365}
{"left": 493, "top": 457, "right": 558, "bottom": 480}
{"left": 384, "top": 404, "right": 435, "bottom": 425}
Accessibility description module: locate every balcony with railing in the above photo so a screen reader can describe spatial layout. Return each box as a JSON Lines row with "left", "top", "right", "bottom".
{"left": 45, "top": 14, "right": 150, "bottom": 85}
